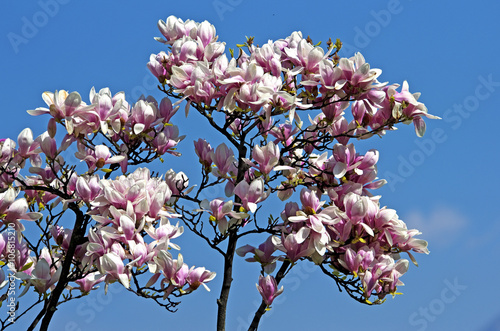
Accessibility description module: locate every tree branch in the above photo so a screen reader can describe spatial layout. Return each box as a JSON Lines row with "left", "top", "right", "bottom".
{"left": 28, "top": 203, "right": 89, "bottom": 331}
{"left": 248, "top": 260, "right": 291, "bottom": 331}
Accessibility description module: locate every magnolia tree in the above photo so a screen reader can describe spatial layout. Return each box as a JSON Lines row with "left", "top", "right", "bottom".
{"left": 0, "top": 16, "right": 437, "bottom": 331}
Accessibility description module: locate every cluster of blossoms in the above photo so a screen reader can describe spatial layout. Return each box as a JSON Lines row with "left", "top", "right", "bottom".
{"left": 27, "top": 87, "right": 184, "bottom": 173}
{"left": 149, "top": 17, "right": 437, "bottom": 140}
{"left": 0, "top": 85, "right": 215, "bottom": 324}
{"left": 0, "top": 15, "right": 435, "bottom": 330}
{"left": 148, "top": 16, "right": 435, "bottom": 307}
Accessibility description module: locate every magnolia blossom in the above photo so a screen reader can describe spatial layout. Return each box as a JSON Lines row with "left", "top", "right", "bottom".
{"left": 0, "top": 188, "right": 42, "bottom": 231}
{"left": 272, "top": 229, "right": 315, "bottom": 263}
{"left": 75, "top": 175, "right": 102, "bottom": 203}
{"left": 78, "top": 145, "right": 126, "bottom": 171}
{"left": 186, "top": 267, "right": 216, "bottom": 292}
{"left": 151, "top": 250, "right": 216, "bottom": 295}
{"left": 0, "top": 233, "right": 30, "bottom": 272}
{"left": 98, "top": 252, "right": 130, "bottom": 288}
{"left": 286, "top": 189, "right": 339, "bottom": 255}
{"left": 15, "top": 128, "right": 41, "bottom": 167}
{"left": 74, "top": 272, "right": 105, "bottom": 294}
{"left": 210, "top": 143, "right": 236, "bottom": 178}
{"left": 233, "top": 178, "right": 268, "bottom": 213}
{"left": 199, "top": 199, "right": 247, "bottom": 233}
{"left": 245, "top": 141, "right": 280, "bottom": 175}
{"left": 16, "top": 252, "right": 62, "bottom": 294}
{"left": 236, "top": 236, "right": 281, "bottom": 274}
{"left": 256, "top": 275, "right": 283, "bottom": 306}
{"left": 194, "top": 138, "right": 213, "bottom": 169}
{"left": 145, "top": 217, "right": 184, "bottom": 251}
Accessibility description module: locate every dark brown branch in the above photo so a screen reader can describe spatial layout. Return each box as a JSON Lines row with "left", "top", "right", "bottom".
{"left": 248, "top": 260, "right": 292, "bottom": 331}
{"left": 216, "top": 134, "right": 248, "bottom": 331}
{"left": 216, "top": 230, "right": 238, "bottom": 331}
{"left": 29, "top": 203, "right": 89, "bottom": 331}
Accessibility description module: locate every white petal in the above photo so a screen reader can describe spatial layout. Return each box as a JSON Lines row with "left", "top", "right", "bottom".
{"left": 360, "top": 222, "right": 374, "bottom": 236}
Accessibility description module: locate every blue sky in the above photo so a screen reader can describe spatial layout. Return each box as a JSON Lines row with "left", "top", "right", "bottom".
{"left": 1, "top": 1, "right": 500, "bottom": 330}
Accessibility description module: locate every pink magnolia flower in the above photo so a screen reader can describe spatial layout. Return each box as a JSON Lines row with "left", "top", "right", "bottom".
{"left": 118, "top": 214, "right": 137, "bottom": 241}
{"left": 77, "top": 87, "right": 124, "bottom": 135}
{"left": 284, "top": 39, "right": 325, "bottom": 73}
{"left": 78, "top": 144, "right": 125, "bottom": 171}
{"left": 16, "top": 256, "right": 62, "bottom": 294}
{"left": 199, "top": 199, "right": 246, "bottom": 234}
{"left": 339, "top": 246, "right": 375, "bottom": 276}
{"left": 196, "top": 20, "right": 217, "bottom": 47}
{"left": 269, "top": 123, "right": 299, "bottom": 147}
{"left": 321, "top": 95, "right": 349, "bottom": 122}
{"left": 256, "top": 275, "right": 283, "bottom": 306}
{"left": 145, "top": 218, "right": 183, "bottom": 251}
{"left": 251, "top": 42, "right": 282, "bottom": 77}
{"left": 50, "top": 225, "right": 73, "bottom": 251}
{"left": 280, "top": 202, "right": 300, "bottom": 222}
{"left": 128, "top": 239, "right": 154, "bottom": 267}
{"left": 288, "top": 189, "right": 337, "bottom": 234}
{"left": 273, "top": 228, "right": 315, "bottom": 263}
{"left": 246, "top": 141, "right": 280, "bottom": 175}
{"left": 210, "top": 143, "right": 236, "bottom": 178}
{"left": 330, "top": 116, "right": 350, "bottom": 145}
{"left": 98, "top": 252, "right": 130, "bottom": 288}
{"left": 221, "top": 61, "right": 279, "bottom": 113}
{"left": 343, "top": 192, "right": 377, "bottom": 227}
{"left": 339, "top": 53, "right": 382, "bottom": 96}
{"left": 175, "top": 62, "right": 219, "bottom": 105}
{"left": 194, "top": 138, "right": 213, "bottom": 169}
{"left": 233, "top": 178, "right": 267, "bottom": 213}
{"left": 169, "top": 64, "right": 195, "bottom": 91}
{"left": 329, "top": 143, "right": 365, "bottom": 179}
{"left": 83, "top": 227, "right": 115, "bottom": 266}
{"left": 154, "top": 250, "right": 184, "bottom": 282}
{"left": 75, "top": 175, "right": 102, "bottom": 203}
{"left": 0, "top": 232, "right": 29, "bottom": 271}
{"left": 153, "top": 250, "right": 200, "bottom": 296}
{"left": 319, "top": 59, "right": 346, "bottom": 93}
{"left": 74, "top": 272, "right": 104, "bottom": 294}
{"left": 129, "top": 100, "right": 157, "bottom": 135}
{"left": 236, "top": 236, "right": 281, "bottom": 274}
{"left": 157, "top": 16, "right": 195, "bottom": 44}
{"left": 171, "top": 263, "right": 190, "bottom": 289}
{"left": 158, "top": 97, "right": 179, "bottom": 123}
{"left": 164, "top": 169, "right": 189, "bottom": 197}
{"left": 0, "top": 187, "right": 42, "bottom": 231}
{"left": 91, "top": 167, "right": 173, "bottom": 223}
{"left": 361, "top": 269, "right": 379, "bottom": 296}
{"left": 186, "top": 266, "right": 216, "bottom": 292}
{"left": 386, "top": 81, "right": 440, "bottom": 137}
{"left": 36, "top": 131, "right": 58, "bottom": 159}
{"left": 359, "top": 255, "right": 409, "bottom": 297}
{"left": 15, "top": 128, "right": 41, "bottom": 167}
{"left": 27, "top": 90, "right": 93, "bottom": 135}
{"left": 148, "top": 52, "right": 169, "bottom": 83}
{"left": 299, "top": 188, "right": 324, "bottom": 214}
{"left": 151, "top": 125, "right": 184, "bottom": 155}
{"left": 0, "top": 138, "right": 16, "bottom": 166}
{"left": 383, "top": 259, "right": 409, "bottom": 293}
{"left": 171, "top": 38, "right": 200, "bottom": 63}
{"left": 286, "top": 189, "right": 340, "bottom": 255}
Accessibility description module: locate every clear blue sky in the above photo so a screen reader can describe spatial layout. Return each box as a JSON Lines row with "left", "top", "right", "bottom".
{"left": 1, "top": 1, "right": 499, "bottom": 330}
